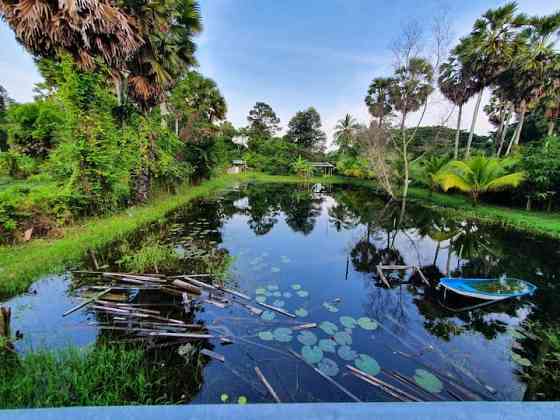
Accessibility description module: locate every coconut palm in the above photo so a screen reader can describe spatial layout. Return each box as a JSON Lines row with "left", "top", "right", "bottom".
{"left": 0, "top": 0, "right": 141, "bottom": 70}
{"left": 437, "top": 156, "right": 525, "bottom": 203}
{"left": 412, "top": 155, "right": 451, "bottom": 192}
{"left": 438, "top": 56, "right": 473, "bottom": 158}
{"left": 334, "top": 114, "right": 360, "bottom": 154}
{"left": 454, "top": 2, "right": 523, "bottom": 159}
{"left": 365, "top": 78, "right": 394, "bottom": 128}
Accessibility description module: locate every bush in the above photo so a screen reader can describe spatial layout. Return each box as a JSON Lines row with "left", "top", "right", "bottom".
{"left": 5, "top": 100, "right": 63, "bottom": 159}
{"left": 244, "top": 137, "right": 300, "bottom": 175}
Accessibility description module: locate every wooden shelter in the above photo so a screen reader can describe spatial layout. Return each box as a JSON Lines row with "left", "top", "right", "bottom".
{"left": 310, "top": 162, "right": 336, "bottom": 176}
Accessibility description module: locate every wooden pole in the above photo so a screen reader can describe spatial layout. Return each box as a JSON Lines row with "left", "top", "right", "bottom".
{"left": 376, "top": 265, "right": 391, "bottom": 288}
{"left": 255, "top": 366, "right": 282, "bottom": 403}
{"left": 63, "top": 288, "right": 112, "bottom": 317}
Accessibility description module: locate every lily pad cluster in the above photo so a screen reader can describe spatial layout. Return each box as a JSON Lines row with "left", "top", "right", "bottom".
{"left": 257, "top": 327, "right": 293, "bottom": 343}
{"left": 254, "top": 283, "right": 310, "bottom": 319}
{"left": 413, "top": 369, "right": 443, "bottom": 393}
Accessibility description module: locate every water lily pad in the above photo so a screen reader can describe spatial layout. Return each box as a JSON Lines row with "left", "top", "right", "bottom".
{"left": 334, "top": 331, "right": 352, "bottom": 346}
{"left": 271, "top": 267, "right": 281, "bottom": 273}
{"left": 256, "top": 296, "right": 266, "bottom": 304}
{"left": 283, "top": 292, "right": 292, "bottom": 298}
{"left": 297, "top": 290, "right": 309, "bottom": 298}
{"left": 280, "top": 256, "right": 291, "bottom": 263}
{"left": 357, "top": 317, "right": 378, "bottom": 331}
{"left": 264, "top": 291, "right": 273, "bottom": 297}
{"left": 512, "top": 353, "right": 532, "bottom": 367}
{"left": 295, "top": 308, "right": 308, "bottom": 317}
{"left": 355, "top": 354, "right": 380, "bottom": 376}
{"left": 318, "top": 358, "right": 340, "bottom": 377}
{"left": 221, "top": 393, "right": 229, "bottom": 403}
{"left": 318, "top": 339, "right": 337, "bottom": 353}
{"left": 340, "top": 316, "right": 357, "bottom": 329}
{"left": 319, "top": 321, "right": 339, "bottom": 335}
{"left": 413, "top": 369, "right": 443, "bottom": 393}
{"left": 237, "top": 396, "right": 247, "bottom": 404}
{"left": 255, "top": 288, "right": 267, "bottom": 295}
{"left": 273, "top": 299, "right": 285, "bottom": 308}
{"left": 302, "top": 345, "right": 324, "bottom": 364}
{"left": 291, "top": 284, "right": 302, "bottom": 290}
{"left": 273, "top": 327, "right": 293, "bottom": 342}
{"left": 297, "top": 330, "right": 318, "bottom": 346}
{"left": 258, "top": 331, "right": 274, "bottom": 341}
{"left": 323, "top": 302, "right": 339, "bottom": 313}
{"left": 267, "top": 285, "right": 279, "bottom": 291}
{"left": 337, "top": 345, "right": 358, "bottom": 361}
{"left": 261, "top": 311, "right": 276, "bottom": 321}
{"left": 273, "top": 291, "right": 282, "bottom": 297}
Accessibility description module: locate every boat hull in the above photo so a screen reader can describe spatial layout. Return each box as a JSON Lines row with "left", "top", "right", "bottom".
{"left": 439, "top": 277, "right": 537, "bottom": 301}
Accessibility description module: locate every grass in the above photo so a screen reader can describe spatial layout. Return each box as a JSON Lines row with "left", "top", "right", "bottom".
{"left": 1, "top": 171, "right": 560, "bottom": 300}
{"left": 0, "top": 345, "right": 158, "bottom": 408}
{"left": 0, "top": 174, "right": 244, "bottom": 298}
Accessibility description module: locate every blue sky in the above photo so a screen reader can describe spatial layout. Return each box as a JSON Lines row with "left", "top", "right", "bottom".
{"left": 1, "top": 0, "right": 559, "bottom": 145}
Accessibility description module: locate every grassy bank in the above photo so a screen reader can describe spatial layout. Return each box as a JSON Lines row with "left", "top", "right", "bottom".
{"left": 0, "top": 345, "right": 157, "bottom": 408}
{"left": 0, "top": 175, "right": 243, "bottom": 298}
{"left": 2, "top": 171, "right": 560, "bottom": 300}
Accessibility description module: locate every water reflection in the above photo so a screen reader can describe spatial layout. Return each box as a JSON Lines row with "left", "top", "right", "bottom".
{"left": 6, "top": 182, "right": 560, "bottom": 402}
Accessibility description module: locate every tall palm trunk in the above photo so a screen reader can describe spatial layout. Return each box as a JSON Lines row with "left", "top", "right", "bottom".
{"left": 548, "top": 120, "right": 556, "bottom": 137}
{"left": 505, "top": 104, "right": 526, "bottom": 156}
{"left": 496, "top": 104, "right": 512, "bottom": 157}
{"left": 465, "top": 90, "right": 484, "bottom": 160}
{"left": 454, "top": 104, "right": 463, "bottom": 159}
{"left": 175, "top": 116, "right": 180, "bottom": 136}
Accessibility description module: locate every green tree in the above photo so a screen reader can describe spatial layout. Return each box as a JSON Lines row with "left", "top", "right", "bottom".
{"left": 412, "top": 155, "right": 451, "bottom": 192}
{"left": 0, "top": 85, "right": 11, "bottom": 152}
{"left": 365, "top": 78, "right": 394, "bottom": 128}
{"left": 121, "top": 0, "right": 202, "bottom": 111}
{"left": 520, "top": 135, "right": 560, "bottom": 210}
{"left": 454, "top": 2, "right": 523, "bottom": 159}
{"left": 286, "top": 107, "right": 326, "bottom": 154}
{"left": 389, "top": 57, "right": 434, "bottom": 200}
{"left": 438, "top": 56, "right": 472, "bottom": 158}
{"left": 169, "top": 72, "right": 227, "bottom": 138}
{"left": 247, "top": 102, "right": 280, "bottom": 138}
{"left": 437, "top": 156, "right": 525, "bottom": 203}
{"left": 333, "top": 114, "right": 360, "bottom": 154}
{"left": 5, "top": 100, "right": 64, "bottom": 158}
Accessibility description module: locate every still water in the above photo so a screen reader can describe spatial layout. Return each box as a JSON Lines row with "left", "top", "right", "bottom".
{"left": 5, "top": 182, "right": 560, "bottom": 403}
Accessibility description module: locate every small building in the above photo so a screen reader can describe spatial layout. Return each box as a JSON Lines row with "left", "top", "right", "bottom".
{"left": 310, "top": 162, "right": 336, "bottom": 176}
{"left": 228, "top": 159, "right": 247, "bottom": 174}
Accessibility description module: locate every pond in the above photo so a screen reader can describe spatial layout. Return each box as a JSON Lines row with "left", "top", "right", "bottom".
{"left": 4, "top": 182, "right": 560, "bottom": 403}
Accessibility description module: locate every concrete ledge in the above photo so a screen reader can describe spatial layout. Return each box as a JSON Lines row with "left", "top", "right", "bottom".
{"left": 2, "top": 402, "right": 559, "bottom": 420}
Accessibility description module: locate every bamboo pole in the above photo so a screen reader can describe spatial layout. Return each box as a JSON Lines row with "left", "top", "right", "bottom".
{"left": 376, "top": 265, "right": 391, "bottom": 288}
{"left": 63, "top": 288, "right": 112, "bottom": 317}
{"left": 347, "top": 365, "right": 418, "bottom": 402}
{"left": 289, "top": 350, "right": 361, "bottom": 402}
{"left": 256, "top": 302, "right": 296, "bottom": 318}
{"left": 255, "top": 366, "right": 281, "bottom": 403}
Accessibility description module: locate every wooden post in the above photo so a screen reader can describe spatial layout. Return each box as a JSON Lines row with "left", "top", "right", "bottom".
{"left": 0, "top": 307, "right": 11, "bottom": 347}
{"left": 376, "top": 265, "right": 391, "bottom": 288}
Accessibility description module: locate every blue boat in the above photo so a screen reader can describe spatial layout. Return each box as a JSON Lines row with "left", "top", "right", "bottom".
{"left": 438, "top": 277, "right": 537, "bottom": 301}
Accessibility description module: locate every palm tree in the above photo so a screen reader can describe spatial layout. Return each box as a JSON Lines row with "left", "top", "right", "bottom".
{"left": 389, "top": 57, "right": 434, "bottom": 201}
{"left": 412, "top": 155, "right": 451, "bottom": 192}
{"left": 0, "top": 0, "right": 141, "bottom": 70}
{"left": 437, "top": 156, "right": 525, "bottom": 203}
{"left": 438, "top": 56, "right": 473, "bottom": 159}
{"left": 365, "top": 78, "right": 394, "bottom": 128}
{"left": 122, "top": 0, "right": 203, "bottom": 111}
{"left": 454, "top": 2, "right": 523, "bottom": 159}
{"left": 334, "top": 114, "right": 360, "bottom": 154}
